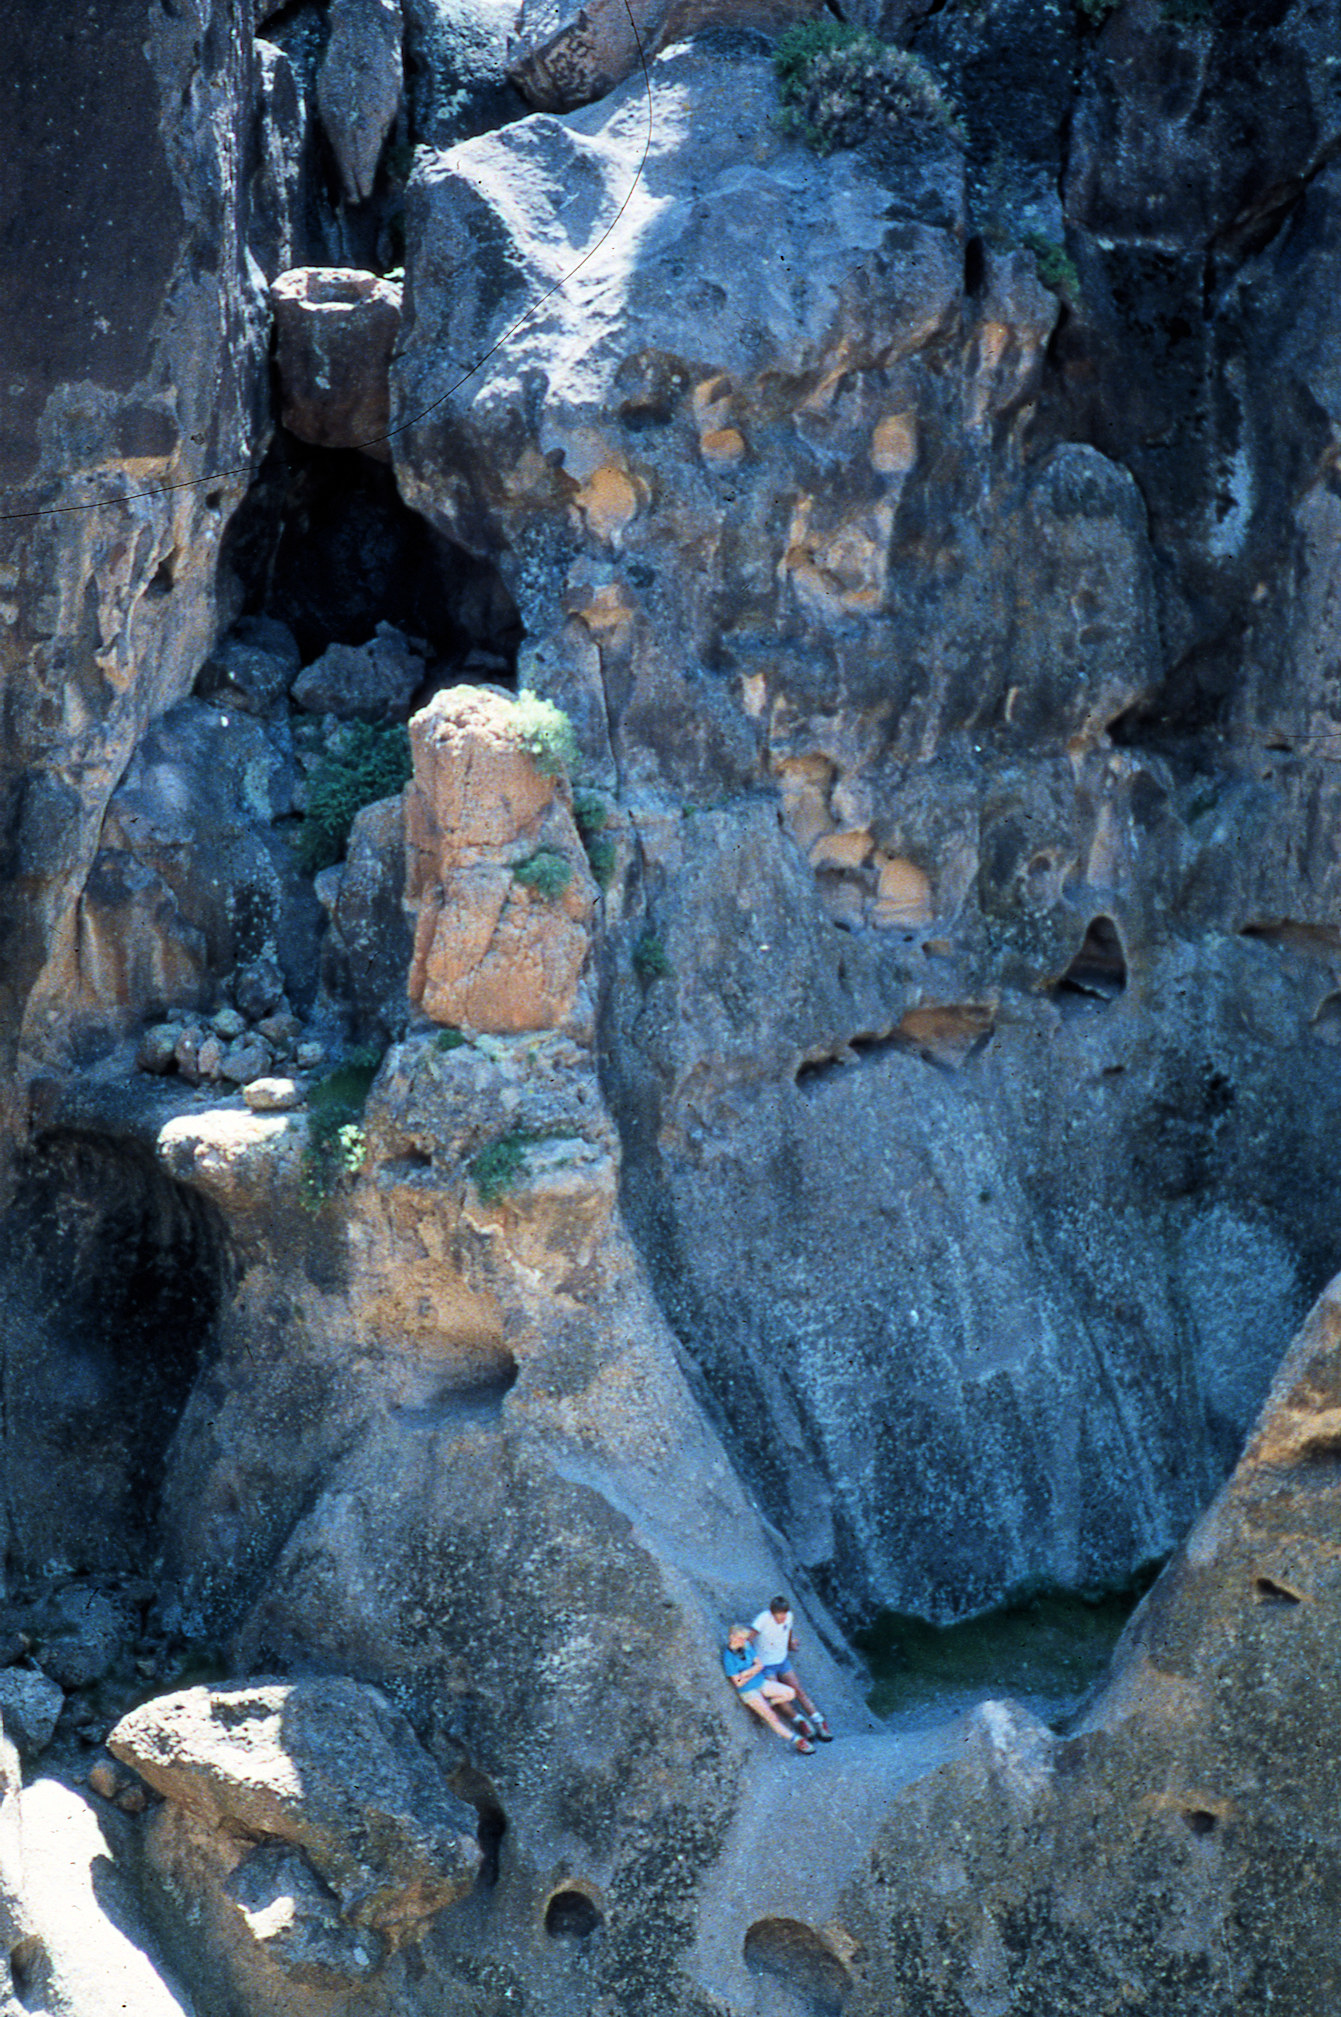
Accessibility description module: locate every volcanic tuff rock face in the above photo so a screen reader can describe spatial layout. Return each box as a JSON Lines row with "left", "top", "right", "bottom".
{"left": 393, "top": 23, "right": 1341, "bottom": 1622}
{"left": 4, "top": 0, "right": 1341, "bottom": 2012}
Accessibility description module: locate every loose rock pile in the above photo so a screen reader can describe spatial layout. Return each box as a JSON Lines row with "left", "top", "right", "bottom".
{"left": 135, "top": 956, "right": 324, "bottom": 1094}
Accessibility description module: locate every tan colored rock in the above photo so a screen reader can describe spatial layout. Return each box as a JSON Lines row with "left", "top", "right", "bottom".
{"left": 271, "top": 268, "right": 403, "bottom": 460}
{"left": 242, "top": 1076, "right": 302, "bottom": 1112}
{"left": 405, "top": 687, "right": 595, "bottom": 1034}
{"left": 508, "top": 0, "right": 822, "bottom": 110}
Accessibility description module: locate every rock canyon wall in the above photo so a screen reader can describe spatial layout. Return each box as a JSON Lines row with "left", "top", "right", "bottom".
{"left": 0, "top": 0, "right": 1340, "bottom": 2011}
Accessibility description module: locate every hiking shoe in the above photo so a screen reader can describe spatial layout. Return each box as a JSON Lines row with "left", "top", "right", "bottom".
{"left": 811, "top": 1717, "right": 834, "bottom": 1742}
{"left": 789, "top": 1734, "right": 815, "bottom": 1755}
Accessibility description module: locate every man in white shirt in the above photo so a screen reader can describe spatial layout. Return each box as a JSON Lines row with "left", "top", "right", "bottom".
{"left": 748, "top": 1594, "right": 832, "bottom": 1740}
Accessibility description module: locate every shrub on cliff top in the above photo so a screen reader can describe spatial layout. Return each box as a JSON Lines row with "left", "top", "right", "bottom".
{"left": 774, "top": 22, "right": 965, "bottom": 158}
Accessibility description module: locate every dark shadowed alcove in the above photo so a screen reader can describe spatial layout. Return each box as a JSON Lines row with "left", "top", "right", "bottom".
{"left": 0, "top": 1132, "right": 232, "bottom": 1575}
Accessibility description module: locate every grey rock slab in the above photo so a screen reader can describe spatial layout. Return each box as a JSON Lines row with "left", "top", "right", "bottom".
{"left": 690, "top": 1724, "right": 963, "bottom": 2006}
{"left": 0, "top": 1670, "right": 63, "bottom": 1760}
{"left": 317, "top": 0, "right": 405, "bottom": 204}
{"left": 108, "top": 1679, "right": 481, "bottom": 1938}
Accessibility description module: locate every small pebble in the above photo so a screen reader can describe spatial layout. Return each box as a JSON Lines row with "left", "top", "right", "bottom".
{"left": 296, "top": 1041, "right": 326, "bottom": 1070}
{"left": 211, "top": 1008, "right": 247, "bottom": 1040}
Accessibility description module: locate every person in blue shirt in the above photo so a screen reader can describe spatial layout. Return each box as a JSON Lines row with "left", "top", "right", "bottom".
{"left": 722, "top": 1625, "right": 814, "bottom": 1753}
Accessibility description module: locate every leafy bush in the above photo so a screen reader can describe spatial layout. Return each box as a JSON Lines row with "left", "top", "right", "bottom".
{"left": 583, "top": 833, "right": 617, "bottom": 890}
{"left": 1022, "top": 232, "right": 1082, "bottom": 304}
{"left": 572, "top": 791, "right": 617, "bottom": 889}
{"left": 470, "top": 1133, "right": 529, "bottom": 1204}
{"left": 571, "top": 791, "right": 610, "bottom": 834}
{"left": 301, "top": 1047, "right": 383, "bottom": 1209}
{"left": 633, "top": 929, "right": 671, "bottom": 983}
{"left": 434, "top": 1026, "right": 469, "bottom": 1052}
{"left": 297, "top": 722, "right": 413, "bottom": 872}
{"left": 1077, "top": 0, "right": 1119, "bottom": 19}
{"left": 774, "top": 21, "right": 965, "bottom": 158}
{"left": 511, "top": 694, "right": 578, "bottom": 779}
{"left": 513, "top": 849, "right": 573, "bottom": 900}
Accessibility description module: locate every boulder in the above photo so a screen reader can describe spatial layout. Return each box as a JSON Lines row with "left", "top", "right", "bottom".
{"left": 270, "top": 266, "right": 403, "bottom": 460}
{"left": 403, "top": 0, "right": 527, "bottom": 149}
{"left": 225, "top": 1843, "right": 386, "bottom": 1987}
{"left": 232, "top": 955, "right": 286, "bottom": 1023}
{"left": 31, "top": 1588, "right": 125, "bottom": 1691}
{"left": 196, "top": 615, "right": 301, "bottom": 715}
{"left": 0, "top": 1669, "right": 63, "bottom": 1759}
{"left": 318, "top": 793, "right": 413, "bottom": 1040}
{"left": 108, "top": 1679, "right": 482, "bottom": 1940}
{"left": 404, "top": 687, "right": 596, "bottom": 1033}
{"left": 508, "top": 0, "right": 822, "bottom": 111}
{"left": 291, "top": 622, "right": 424, "bottom": 720}
{"left": 219, "top": 1036, "right": 273, "bottom": 1085}
{"left": 136, "top": 1023, "right": 182, "bottom": 1075}
{"left": 316, "top": 0, "right": 405, "bottom": 205}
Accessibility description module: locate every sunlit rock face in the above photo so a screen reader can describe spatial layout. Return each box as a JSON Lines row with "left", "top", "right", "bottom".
{"left": 393, "top": 33, "right": 1341, "bottom": 1623}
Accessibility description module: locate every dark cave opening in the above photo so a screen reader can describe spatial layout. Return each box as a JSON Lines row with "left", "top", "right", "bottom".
{"left": 0, "top": 1133, "right": 232, "bottom": 1577}
{"left": 217, "top": 432, "right": 521, "bottom": 677}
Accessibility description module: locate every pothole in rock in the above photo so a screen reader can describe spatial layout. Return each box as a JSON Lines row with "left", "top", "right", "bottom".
{"left": 544, "top": 1885, "right": 603, "bottom": 1940}
{"left": 857, "top": 1566, "right": 1166, "bottom": 1729}
{"left": 744, "top": 1918, "right": 852, "bottom": 2017}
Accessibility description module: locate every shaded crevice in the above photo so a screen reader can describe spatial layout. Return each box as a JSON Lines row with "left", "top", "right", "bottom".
{"left": 1240, "top": 920, "right": 1341, "bottom": 957}
{"left": 1053, "top": 915, "right": 1126, "bottom": 1002}
{"left": 795, "top": 1027, "right": 901, "bottom": 1090}
{"left": 1253, "top": 1576, "right": 1302, "bottom": 1605}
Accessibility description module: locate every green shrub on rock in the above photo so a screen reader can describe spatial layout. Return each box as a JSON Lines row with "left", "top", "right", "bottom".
{"left": 513, "top": 849, "right": 574, "bottom": 900}
{"left": 470, "top": 1133, "right": 529, "bottom": 1204}
{"left": 301, "top": 1047, "right": 384, "bottom": 1209}
{"left": 773, "top": 22, "right": 965, "bottom": 158}
{"left": 297, "top": 722, "right": 413, "bottom": 872}
{"left": 1022, "top": 232, "right": 1082, "bottom": 304}
{"left": 633, "top": 929, "right": 671, "bottom": 983}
